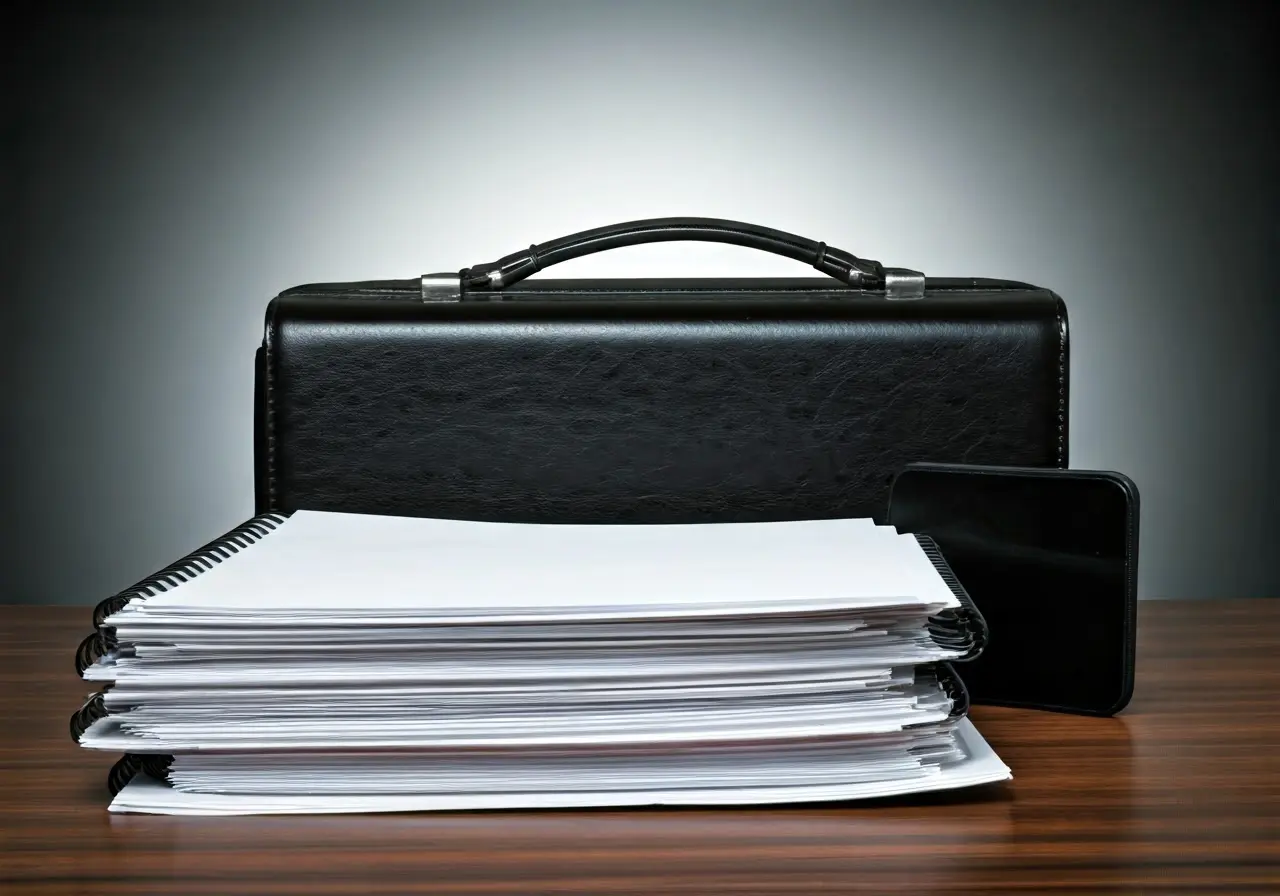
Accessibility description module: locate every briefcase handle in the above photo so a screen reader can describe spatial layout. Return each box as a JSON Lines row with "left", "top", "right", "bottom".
{"left": 422, "top": 218, "right": 925, "bottom": 301}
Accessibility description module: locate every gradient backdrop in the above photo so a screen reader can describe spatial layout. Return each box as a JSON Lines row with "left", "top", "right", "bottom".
{"left": 6, "top": 1, "right": 1277, "bottom": 604}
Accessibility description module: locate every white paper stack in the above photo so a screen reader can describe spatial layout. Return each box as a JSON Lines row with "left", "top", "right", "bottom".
{"left": 74, "top": 510, "right": 1009, "bottom": 815}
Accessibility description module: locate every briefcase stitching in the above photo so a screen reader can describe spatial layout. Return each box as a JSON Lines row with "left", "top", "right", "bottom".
{"left": 265, "top": 308, "right": 279, "bottom": 511}
{"left": 1054, "top": 295, "right": 1068, "bottom": 468}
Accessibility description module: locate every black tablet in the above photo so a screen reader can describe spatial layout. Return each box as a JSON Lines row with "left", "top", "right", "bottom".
{"left": 887, "top": 462, "right": 1139, "bottom": 716}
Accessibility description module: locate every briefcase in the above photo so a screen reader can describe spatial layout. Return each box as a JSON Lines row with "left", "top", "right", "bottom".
{"left": 254, "top": 218, "right": 1068, "bottom": 524}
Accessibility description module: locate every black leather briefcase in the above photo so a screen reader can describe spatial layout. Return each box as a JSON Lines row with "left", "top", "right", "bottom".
{"left": 253, "top": 218, "right": 1068, "bottom": 524}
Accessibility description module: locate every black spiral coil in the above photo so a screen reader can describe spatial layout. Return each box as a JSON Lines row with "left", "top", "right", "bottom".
{"left": 70, "top": 691, "right": 109, "bottom": 741}
{"left": 74, "top": 631, "right": 116, "bottom": 678}
{"left": 90, "top": 512, "right": 289, "bottom": 629}
{"left": 918, "top": 534, "right": 989, "bottom": 662}
{"left": 107, "top": 753, "right": 173, "bottom": 796}
{"left": 76, "top": 513, "right": 292, "bottom": 675}
{"left": 903, "top": 662, "right": 971, "bottom": 728}
{"left": 74, "top": 512, "right": 292, "bottom": 796}
{"left": 106, "top": 754, "right": 143, "bottom": 795}
{"left": 936, "top": 662, "right": 971, "bottom": 720}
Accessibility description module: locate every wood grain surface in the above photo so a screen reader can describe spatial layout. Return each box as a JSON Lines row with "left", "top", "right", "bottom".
{"left": 2, "top": 601, "right": 1278, "bottom": 894}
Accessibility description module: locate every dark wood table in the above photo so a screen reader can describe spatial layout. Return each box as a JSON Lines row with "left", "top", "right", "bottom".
{"left": 3, "top": 602, "right": 1278, "bottom": 894}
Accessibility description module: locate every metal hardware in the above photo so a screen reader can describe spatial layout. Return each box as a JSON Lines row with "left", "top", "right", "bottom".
{"left": 420, "top": 273, "right": 462, "bottom": 302}
{"left": 884, "top": 268, "right": 926, "bottom": 300}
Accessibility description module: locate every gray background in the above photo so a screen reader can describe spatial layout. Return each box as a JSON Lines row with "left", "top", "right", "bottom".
{"left": 5, "top": 1, "right": 1276, "bottom": 604}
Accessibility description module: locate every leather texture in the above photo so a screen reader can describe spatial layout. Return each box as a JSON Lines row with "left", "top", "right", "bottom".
{"left": 256, "top": 276, "right": 1069, "bottom": 527}
{"left": 458, "top": 217, "right": 887, "bottom": 292}
{"left": 886, "top": 463, "right": 1138, "bottom": 716}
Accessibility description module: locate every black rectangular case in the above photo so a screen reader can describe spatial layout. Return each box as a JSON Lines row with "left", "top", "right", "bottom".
{"left": 254, "top": 218, "right": 1069, "bottom": 524}
{"left": 887, "top": 462, "right": 1139, "bottom": 716}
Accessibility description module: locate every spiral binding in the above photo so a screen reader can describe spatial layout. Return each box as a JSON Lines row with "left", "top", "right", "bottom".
{"left": 70, "top": 691, "right": 108, "bottom": 741}
{"left": 936, "top": 662, "right": 972, "bottom": 720}
{"left": 917, "top": 534, "right": 989, "bottom": 662}
{"left": 903, "top": 662, "right": 971, "bottom": 728}
{"left": 107, "top": 753, "right": 173, "bottom": 796}
{"left": 75, "top": 512, "right": 292, "bottom": 675}
{"left": 73, "top": 512, "right": 292, "bottom": 795}
{"left": 75, "top": 691, "right": 176, "bottom": 794}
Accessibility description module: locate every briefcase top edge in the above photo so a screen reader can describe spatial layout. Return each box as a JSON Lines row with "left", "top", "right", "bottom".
{"left": 263, "top": 292, "right": 1066, "bottom": 338}
{"left": 275, "top": 276, "right": 1047, "bottom": 301}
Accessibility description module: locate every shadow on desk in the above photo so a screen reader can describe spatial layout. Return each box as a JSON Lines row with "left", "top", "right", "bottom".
{"left": 99, "top": 800, "right": 1016, "bottom": 894}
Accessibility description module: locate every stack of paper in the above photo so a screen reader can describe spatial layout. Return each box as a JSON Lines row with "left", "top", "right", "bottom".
{"left": 74, "top": 511, "right": 1009, "bottom": 815}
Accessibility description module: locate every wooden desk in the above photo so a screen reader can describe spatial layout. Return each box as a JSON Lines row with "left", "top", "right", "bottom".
{"left": 2, "top": 601, "right": 1278, "bottom": 894}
